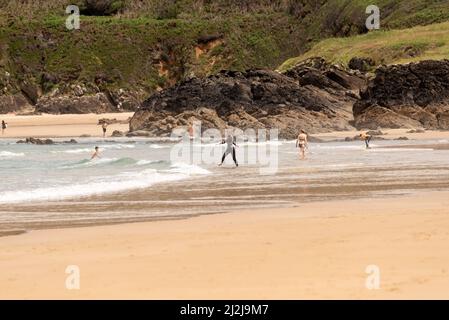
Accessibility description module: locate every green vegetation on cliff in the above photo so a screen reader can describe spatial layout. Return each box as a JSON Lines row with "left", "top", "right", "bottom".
{"left": 279, "top": 21, "right": 449, "bottom": 72}
{"left": 1, "top": 0, "right": 449, "bottom": 112}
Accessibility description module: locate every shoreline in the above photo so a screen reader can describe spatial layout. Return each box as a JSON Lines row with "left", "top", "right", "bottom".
{"left": 2, "top": 190, "right": 449, "bottom": 299}
{"left": 1, "top": 113, "right": 449, "bottom": 141}
{"left": 0, "top": 189, "right": 438, "bottom": 237}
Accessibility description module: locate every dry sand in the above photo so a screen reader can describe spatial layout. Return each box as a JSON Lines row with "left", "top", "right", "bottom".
{"left": 316, "top": 128, "right": 449, "bottom": 141}
{"left": 1, "top": 191, "right": 449, "bottom": 299}
{"left": 1, "top": 113, "right": 449, "bottom": 141}
{"left": 0, "top": 113, "right": 133, "bottom": 139}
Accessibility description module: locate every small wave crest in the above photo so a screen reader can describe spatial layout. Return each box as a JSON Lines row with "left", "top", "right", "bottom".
{"left": 0, "top": 151, "right": 25, "bottom": 159}
{"left": 0, "top": 162, "right": 211, "bottom": 203}
{"left": 52, "top": 144, "right": 136, "bottom": 154}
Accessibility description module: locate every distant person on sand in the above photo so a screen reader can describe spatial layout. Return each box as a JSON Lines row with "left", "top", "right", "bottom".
{"left": 101, "top": 123, "right": 108, "bottom": 138}
{"left": 219, "top": 134, "right": 238, "bottom": 167}
{"left": 296, "top": 129, "right": 308, "bottom": 160}
{"left": 1, "top": 120, "right": 7, "bottom": 135}
{"left": 360, "top": 132, "right": 372, "bottom": 149}
{"left": 91, "top": 146, "right": 101, "bottom": 160}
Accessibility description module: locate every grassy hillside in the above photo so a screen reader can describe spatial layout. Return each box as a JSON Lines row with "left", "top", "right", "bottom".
{"left": 1, "top": 0, "right": 449, "bottom": 109}
{"left": 278, "top": 20, "right": 449, "bottom": 72}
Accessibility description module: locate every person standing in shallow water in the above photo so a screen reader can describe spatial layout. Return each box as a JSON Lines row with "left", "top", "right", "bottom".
{"left": 360, "top": 132, "right": 372, "bottom": 149}
{"left": 188, "top": 123, "right": 194, "bottom": 141}
{"left": 219, "top": 134, "right": 238, "bottom": 167}
{"left": 1, "top": 120, "right": 7, "bottom": 135}
{"left": 101, "top": 123, "right": 108, "bottom": 138}
{"left": 296, "top": 129, "right": 308, "bottom": 160}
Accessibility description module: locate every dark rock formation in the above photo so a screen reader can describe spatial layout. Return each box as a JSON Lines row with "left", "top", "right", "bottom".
{"left": 63, "top": 139, "right": 78, "bottom": 144}
{"left": 35, "top": 93, "right": 116, "bottom": 114}
{"left": 354, "top": 60, "right": 449, "bottom": 130}
{"left": 348, "top": 57, "right": 375, "bottom": 72}
{"left": 80, "top": 0, "right": 125, "bottom": 16}
{"left": 0, "top": 94, "right": 33, "bottom": 114}
{"left": 17, "top": 137, "right": 54, "bottom": 145}
{"left": 130, "top": 58, "right": 366, "bottom": 139}
{"left": 111, "top": 130, "right": 125, "bottom": 137}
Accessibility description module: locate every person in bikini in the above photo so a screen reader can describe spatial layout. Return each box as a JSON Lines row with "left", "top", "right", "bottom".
{"left": 296, "top": 129, "right": 308, "bottom": 160}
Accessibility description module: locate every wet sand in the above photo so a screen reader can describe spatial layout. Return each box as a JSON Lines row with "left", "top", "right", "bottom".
{"left": 1, "top": 191, "right": 449, "bottom": 299}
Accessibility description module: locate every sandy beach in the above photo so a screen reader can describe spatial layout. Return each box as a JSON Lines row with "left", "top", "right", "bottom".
{"left": 2, "top": 113, "right": 449, "bottom": 299}
{"left": 1, "top": 191, "right": 449, "bottom": 299}
{"left": 2, "top": 112, "right": 449, "bottom": 141}
{"left": 0, "top": 113, "right": 133, "bottom": 139}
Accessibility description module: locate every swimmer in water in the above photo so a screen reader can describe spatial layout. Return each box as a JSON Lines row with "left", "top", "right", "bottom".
{"left": 360, "top": 132, "right": 372, "bottom": 149}
{"left": 91, "top": 146, "right": 101, "bottom": 160}
{"left": 219, "top": 134, "right": 238, "bottom": 167}
{"left": 296, "top": 129, "right": 308, "bottom": 160}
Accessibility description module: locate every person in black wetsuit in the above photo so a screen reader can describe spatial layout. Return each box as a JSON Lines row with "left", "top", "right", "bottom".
{"left": 219, "top": 134, "right": 238, "bottom": 167}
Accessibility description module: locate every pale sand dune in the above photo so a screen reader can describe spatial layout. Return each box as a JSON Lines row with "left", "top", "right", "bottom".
{"left": 1, "top": 191, "right": 449, "bottom": 299}
{"left": 0, "top": 113, "right": 133, "bottom": 138}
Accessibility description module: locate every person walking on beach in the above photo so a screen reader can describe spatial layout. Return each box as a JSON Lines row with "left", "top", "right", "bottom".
{"left": 219, "top": 134, "right": 238, "bottom": 167}
{"left": 101, "top": 123, "right": 108, "bottom": 138}
{"left": 360, "top": 132, "right": 372, "bottom": 149}
{"left": 1, "top": 120, "right": 7, "bottom": 135}
{"left": 296, "top": 129, "right": 308, "bottom": 160}
{"left": 91, "top": 146, "right": 101, "bottom": 160}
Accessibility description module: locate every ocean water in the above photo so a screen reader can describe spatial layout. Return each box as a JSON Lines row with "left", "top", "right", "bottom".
{"left": 1, "top": 137, "right": 449, "bottom": 231}
{"left": 0, "top": 138, "right": 208, "bottom": 204}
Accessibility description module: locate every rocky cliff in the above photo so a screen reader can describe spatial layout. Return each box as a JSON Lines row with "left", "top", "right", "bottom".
{"left": 353, "top": 60, "right": 449, "bottom": 130}
{"left": 129, "top": 58, "right": 366, "bottom": 139}
{"left": 2, "top": 0, "right": 448, "bottom": 116}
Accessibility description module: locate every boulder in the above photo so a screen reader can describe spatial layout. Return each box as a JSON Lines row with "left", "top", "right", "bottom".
{"left": 0, "top": 94, "right": 34, "bottom": 114}
{"left": 354, "top": 60, "right": 449, "bottom": 130}
{"left": 17, "top": 137, "right": 54, "bottom": 145}
{"left": 126, "top": 130, "right": 152, "bottom": 137}
{"left": 129, "top": 59, "right": 366, "bottom": 139}
{"left": 63, "top": 139, "right": 78, "bottom": 144}
{"left": 348, "top": 57, "right": 375, "bottom": 72}
{"left": 111, "top": 130, "right": 125, "bottom": 137}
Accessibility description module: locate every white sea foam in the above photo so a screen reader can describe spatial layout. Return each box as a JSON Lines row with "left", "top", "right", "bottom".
{"left": 52, "top": 148, "right": 92, "bottom": 154}
{"left": 0, "top": 151, "right": 25, "bottom": 159}
{"left": 52, "top": 144, "right": 136, "bottom": 154}
{"left": 136, "top": 159, "right": 166, "bottom": 166}
{"left": 167, "top": 162, "right": 211, "bottom": 175}
{"left": 102, "top": 144, "right": 136, "bottom": 150}
{"left": 0, "top": 170, "right": 187, "bottom": 204}
{"left": 148, "top": 144, "right": 169, "bottom": 149}
{"left": 60, "top": 157, "right": 122, "bottom": 169}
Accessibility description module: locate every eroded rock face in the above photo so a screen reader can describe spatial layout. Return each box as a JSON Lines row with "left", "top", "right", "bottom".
{"left": 130, "top": 59, "right": 366, "bottom": 139}
{"left": 354, "top": 60, "right": 449, "bottom": 130}
{"left": 35, "top": 93, "right": 116, "bottom": 114}
{"left": 0, "top": 94, "right": 33, "bottom": 114}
